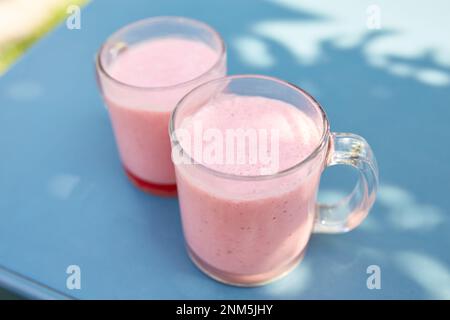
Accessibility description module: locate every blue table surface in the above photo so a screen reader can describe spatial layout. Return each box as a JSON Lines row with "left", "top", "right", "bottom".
{"left": 1, "top": 0, "right": 449, "bottom": 299}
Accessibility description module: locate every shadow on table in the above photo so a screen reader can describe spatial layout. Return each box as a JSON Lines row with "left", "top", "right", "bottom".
{"left": 3, "top": 0, "right": 449, "bottom": 299}
{"left": 151, "top": 0, "right": 450, "bottom": 299}
{"left": 0, "top": 287, "right": 22, "bottom": 300}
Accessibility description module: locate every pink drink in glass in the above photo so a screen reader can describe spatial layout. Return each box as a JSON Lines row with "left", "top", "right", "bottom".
{"left": 170, "top": 75, "right": 378, "bottom": 285}
{"left": 174, "top": 94, "right": 324, "bottom": 285}
{"left": 96, "top": 17, "right": 226, "bottom": 196}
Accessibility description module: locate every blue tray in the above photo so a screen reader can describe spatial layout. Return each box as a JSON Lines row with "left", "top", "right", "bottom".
{"left": 1, "top": 0, "right": 449, "bottom": 299}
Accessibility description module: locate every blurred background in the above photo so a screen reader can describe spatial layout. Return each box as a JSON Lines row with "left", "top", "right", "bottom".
{"left": 0, "top": 0, "right": 86, "bottom": 299}
{"left": 0, "top": 0, "right": 87, "bottom": 74}
{"left": 0, "top": 0, "right": 449, "bottom": 299}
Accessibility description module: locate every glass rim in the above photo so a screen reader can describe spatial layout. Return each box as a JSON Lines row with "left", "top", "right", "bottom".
{"left": 169, "top": 74, "right": 331, "bottom": 181}
{"left": 96, "top": 16, "right": 226, "bottom": 91}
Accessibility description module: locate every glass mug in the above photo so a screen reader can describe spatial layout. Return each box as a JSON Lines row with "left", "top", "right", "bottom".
{"left": 96, "top": 17, "right": 226, "bottom": 196}
{"left": 170, "top": 75, "right": 378, "bottom": 286}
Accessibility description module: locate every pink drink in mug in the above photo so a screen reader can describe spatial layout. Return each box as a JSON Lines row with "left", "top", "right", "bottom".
{"left": 170, "top": 75, "right": 378, "bottom": 286}
{"left": 96, "top": 17, "right": 226, "bottom": 196}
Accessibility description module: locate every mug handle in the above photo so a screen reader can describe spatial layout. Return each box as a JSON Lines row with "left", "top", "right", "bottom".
{"left": 314, "top": 132, "right": 379, "bottom": 233}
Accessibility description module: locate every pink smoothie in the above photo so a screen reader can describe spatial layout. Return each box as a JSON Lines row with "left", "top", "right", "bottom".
{"left": 103, "top": 38, "right": 225, "bottom": 191}
{"left": 175, "top": 95, "right": 326, "bottom": 284}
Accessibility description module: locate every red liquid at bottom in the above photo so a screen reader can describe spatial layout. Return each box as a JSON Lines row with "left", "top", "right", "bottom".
{"left": 123, "top": 166, "right": 177, "bottom": 197}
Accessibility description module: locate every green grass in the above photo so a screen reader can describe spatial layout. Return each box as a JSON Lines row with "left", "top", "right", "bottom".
{"left": 0, "top": 0, "right": 90, "bottom": 299}
{"left": 0, "top": 0, "right": 89, "bottom": 74}
{"left": 0, "top": 0, "right": 89, "bottom": 299}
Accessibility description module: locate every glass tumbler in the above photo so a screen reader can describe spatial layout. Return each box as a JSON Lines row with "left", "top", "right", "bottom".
{"left": 96, "top": 16, "right": 226, "bottom": 196}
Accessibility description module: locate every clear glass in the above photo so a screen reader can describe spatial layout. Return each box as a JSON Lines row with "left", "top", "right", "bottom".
{"left": 170, "top": 75, "right": 378, "bottom": 286}
{"left": 95, "top": 17, "right": 226, "bottom": 196}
